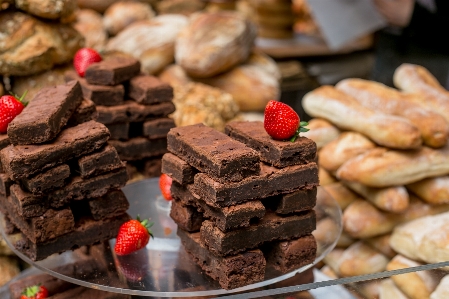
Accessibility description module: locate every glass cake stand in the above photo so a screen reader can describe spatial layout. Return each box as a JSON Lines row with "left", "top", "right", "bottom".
{"left": 0, "top": 178, "right": 342, "bottom": 297}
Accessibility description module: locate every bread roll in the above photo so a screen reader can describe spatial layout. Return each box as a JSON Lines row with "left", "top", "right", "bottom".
{"left": 157, "top": 0, "right": 206, "bottom": 16}
{"left": 302, "top": 86, "right": 422, "bottom": 149}
{"left": 336, "top": 78, "right": 449, "bottom": 148}
{"left": 339, "top": 241, "right": 389, "bottom": 277}
{"left": 336, "top": 230, "right": 356, "bottom": 248}
{"left": 319, "top": 131, "right": 375, "bottom": 173}
{"left": 15, "top": 0, "right": 76, "bottom": 20}
{"left": 175, "top": 11, "right": 257, "bottom": 78}
{"left": 321, "top": 182, "right": 359, "bottom": 210}
{"left": 318, "top": 167, "right": 336, "bottom": 186}
{"left": 103, "top": 1, "right": 155, "bottom": 36}
{"left": 380, "top": 279, "right": 409, "bottom": 299}
{"left": 323, "top": 248, "right": 344, "bottom": 275}
{"left": 159, "top": 64, "right": 193, "bottom": 87}
{"left": 365, "top": 234, "right": 396, "bottom": 259}
{"left": 337, "top": 145, "right": 449, "bottom": 188}
{"left": 406, "top": 176, "right": 449, "bottom": 205}
{"left": 73, "top": 9, "right": 108, "bottom": 51}
{"left": 419, "top": 216, "right": 449, "bottom": 265}
{"left": 431, "top": 275, "right": 449, "bottom": 299}
{"left": 315, "top": 217, "right": 346, "bottom": 248}
{"left": 299, "top": 118, "right": 340, "bottom": 150}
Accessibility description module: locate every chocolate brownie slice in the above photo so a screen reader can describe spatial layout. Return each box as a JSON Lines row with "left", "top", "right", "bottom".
{"left": 67, "top": 98, "right": 97, "bottom": 127}
{"left": 0, "top": 133, "right": 9, "bottom": 149}
{"left": 88, "top": 190, "right": 130, "bottom": 221}
{"left": 162, "top": 153, "right": 197, "bottom": 185}
{"left": 9, "top": 184, "right": 48, "bottom": 218}
{"left": 178, "top": 229, "right": 266, "bottom": 290}
{"left": 129, "top": 75, "right": 173, "bottom": 104}
{"left": 143, "top": 118, "right": 175, "bottom": 139}
{"left": 170, "top": 199, "right": 204, "bottom": 232}
{"left": 96, "top": 101, "right": 176, "bottom": 124}
{"left": 105, "top": 123, "right": 129, "bottom": 140}
{"left": 109, "top": 137, "right": 167, "bottom": 161}
{"left": 14, "top": 213, "right": 130, "bottom": 261}
{"left": 194, "top": 162, "right": 319, "bottom": 207}
{"left": 167, "top": 124, "right": 260, "bottom": 183}
{"left": 200, "top": 210, "right": 316, "bottom": 256}
{"left": 65, "top": 70, "right": 125, "bottom": 106}
{"left": 1, "top": 121, "right": 110, "bottom": 180}
{"left": 262, "top": 234, "right": 317, "bottom": 273}
{"left": 77, "top": 144, "right": 123, "bottom": 178}
{"left": 8, "top": 81, "right": 83, "bottom": 145}
{"left": 141, "top": 157, "right": 162, "bottom": 177}
{"left": 262, "top": 187, "right": 317, "bottom": 215}
{"left": 20, "top": 164, "right": 71, "bottom": 196}
{"left": 85, "top": 56, "right": 141, "bottom": 86}
{"left": 0, "top": 173, "right": 12, "bottom": 196}
{"left": 225, "top": 121, "right": 317, "bottom": 168}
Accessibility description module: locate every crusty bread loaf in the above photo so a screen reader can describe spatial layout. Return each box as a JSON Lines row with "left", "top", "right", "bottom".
{"left": 157, "top": 0, "right": 206, "bottom": 16}
{"left": 319, "top": 131, "right": 375, "bottom": 172}
{"left": 323, "top": 248, "right": 344, "bottom": 275}
{"left": 73, "top": 9, "right": 108, "bottom": 52}
{"left": 336, "top": 78, "right": 449, "bottom": 148}
{"left": 15, "top": 0, "right": 76, "bottom": 20}
{"left": 159, "top": 64, "right": 193, "bottom": 87}
{"left": 318, "top": 167, "right": 337, "bottom": 186}
{"left": 336, "top": 145, "right": 449, "bottom": 187}
{"left": 406, "top": 176, "right": 449, "bottom": 204}
{"left": 365, "top": 234, "right": 396, "bottom": 259}
{"left": 321, "top": 182, "right": 359, "bottom": 210}
{"left": 302, "top": 86, "right": 422, "bottom": 149}
{"left": 103, "top": 1, "right": 155, "bottom": 36}
{"left": 431, "top": 275, "right": 449, "bottom": 299}
{"left": 336, "top": 230, "right": 356, "bottom": 248}
{"left": 315, "top": 217, "right": 347, "bottom": 248}
{"left": 300, "top": 118, "right": 340, "bottom": 150}
{"left": 380, "top": 279, "right": 410, "bottom": 299}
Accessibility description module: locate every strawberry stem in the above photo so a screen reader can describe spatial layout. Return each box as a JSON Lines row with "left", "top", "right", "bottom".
{"left": 290, "top": 121, "right": 310, "bottom": 142}
{"left": 136, "top": 215, "right": 154, "bottom": 239}
{"left": 9, "top": 90, "right": 28, "bottom": 106}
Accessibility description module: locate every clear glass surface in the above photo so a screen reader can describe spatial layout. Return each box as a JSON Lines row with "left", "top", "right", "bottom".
{"left": 0, "top": 178, "right": 342, "bottom": 297}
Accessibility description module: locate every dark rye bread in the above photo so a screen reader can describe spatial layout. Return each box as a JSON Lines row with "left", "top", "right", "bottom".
{"left": 225, "top": 121, "right": 317, "bottom": 168}
{"left": 162, "top": 153, "right": 197, "bottom": 185}
{"left": 85, "top": 56, "right": 141, "bottom": 86}
{"left": 143, "top": 118, "right": 175, "bottom": 139}
{"left": 96, "top": 101, "right": 176, "bottom": 124}
{"left": 10, "top": 184, "right": 47, "bottom": 218}
{"left": 194, "top": 162, "right": 319, "bottom": 207}
{"left": 129, "top": 75, "right": 174, "bottom": 105}
{"left": 167, "top": 124, "right": 260, "bottom": 183}
{"left": 67, "top": 98, "right": 97, "bottom": 127}
{"left": 106, "top": 123, "right": 129, "bottom": 140}
{"left": 200, "top": 210, "right": 316, "bottom": 256}
{"left": 262, "top": 187, "right": 317, "bottom": 215}
{"left": 177, "top": 229, "right": 266, "bottom": 290}
{"left": 20, "top": 164, "right": 70, "bottom": 196}
{"left": 14, "top": 213, "right": 130, "bottom": 261}
{"left": 0, "top": 120, "right": 110, "bottom": 180}
{"left": 7, "top": 81, "right": 83, "bottom": 145}
{"left": 109, "top": 137, "right": 167, "bottom": 161}
{"left": 65, "top": 70, "right": 125, "bottom": 106}
{"left": 170, "top": 199, "right": 204, "bottom": 232}
{"left": 77, "top": 144, "right": 123, "bottom": 178}
{"left": 0, "top": 173, "right": 12, "bottom": 196}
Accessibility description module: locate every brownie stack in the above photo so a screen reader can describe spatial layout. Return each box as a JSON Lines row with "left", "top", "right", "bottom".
{"left": 65, "top": 55, "right": 176, "bottom": 177}
{"left": 162, "top": 121, "right": 319, "bottom": 290}
{"left": 0, "top": 81, "right": 130, "bottom": 261}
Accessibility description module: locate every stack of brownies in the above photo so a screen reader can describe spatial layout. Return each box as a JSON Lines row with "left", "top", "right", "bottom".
{"left": 0, "top": 80, "right": 130, "bottom": 261}
{"left": 161, "top": 121, "right": 319, "bottom": 289}
{"left": 65, "top": 54, "right": 176, "bottom": 177}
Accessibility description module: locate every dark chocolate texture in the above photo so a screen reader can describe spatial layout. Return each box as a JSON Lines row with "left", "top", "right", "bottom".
{"left": 129, "top": 75, "right": 174, "bottom": 104}
{"left": 0, "top": 172, "right": 12, "bottom": 196}
{"left": 161, "top": 153, "right": 197, "bottom": 185}
{"left": 8, "top": 81, "right": 83, "bottom": 145}
{"left": 9, "top": 184, "right": 47, "bottom": 218}
{"left": 85, "top": 56, "right": 141, "bottom": 86}
{"left": 143, "top": 118, "right": 175, "bottom": 139}
{"left": 77, "top": 144, "right": 123, "bottom": 178}
{"left": 96, "top": 101, "right": 175, "bottom": 124}
{"left": 141, "top": 157, "right": 162, "bottom": 178}
{"left": 262, "top": 187, "right": 317, "bottom": 215}
{"left": 109, "top": 137, "right": 167, "bottom": 161}
{"left": 67, "top": 98, "right": 97, "bottom": 126}
{"left": 106, "top": 123, "right": 129, "bottom": 140}
{"left": 20, "top": 164, "right": 70, "bottom": 196}
{"left": 170, "top": 199, "right": 204, "bottom": 232}
{"left": 0, "top": 133, "right": 9, "bottom": 149}
{"left": 88, "top": 190, "right": 130, "bottom": 221}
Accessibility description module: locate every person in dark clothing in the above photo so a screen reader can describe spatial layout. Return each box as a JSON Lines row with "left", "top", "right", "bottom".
{"left": 371, "top": 0, "right": 449, "bottom": 87}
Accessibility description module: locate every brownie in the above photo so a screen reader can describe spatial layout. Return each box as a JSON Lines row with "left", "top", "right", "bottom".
{"left": 0, "top": 133, "right": 10, "bottom": 149}
{"left": 225, "top": 121, "right": 317, "bottom": 168}
{"left": 262, "top": 187, "right": 317, "bottom": 215}
{"left": 8, "top": 81, "right": 83, "bottom": 145}
{"left": 48, "top": 166, "right": 128, "bottom": 208}
{"left": 9, "top": 184, "right": 47, "bottom": 218}
{"left": 0, "top": 172, "right": 12, "bottom": 196}
{"left": 1, "top": 121, "right": 110, "bottom": 180}
{"left": 67, "top": 98, "right": 97, "bottom": 126}
{"left": 161, "top": 153, "right": 197, "bottom": 185}
{"left": 85, "top": 56, "right": 141, "bottom": 86}
{"left": 170, "top": 199, "right": 204, "bottom": 232}
{"left": 129, "top": 74, "right": 174, "bottom": 104}
{"left": 200, "top": 210, "right": 316, "bottom": 256}
{"left": 194, "top": 162, "right": 319, "bottom": 207}
{"left": 143, "top": 118, "right": 175, "bottom": 139}
{"left": 178, "top": 229, "right": 266, "bottom": 290}
{"left": 88, "top": 190, "right": 130, "bottom": 221}
{"left": 109, "top": 137, "right": 167, "bottom": 161}
{"left": 141, "top": 157, "right": 162, "bottom": 177}
{"left": 65, "top": 70, "right": 125, "bottom": 106}
{"left": 4, "top": 215, "right": 19, "bottom": 234}
{"left": 77, "top": 144, "right": 123, "bottom": 178}
{"left": 167, "top": 124, "right": 260, "bottom": 183}
{"left": 20, "top": 164, "right": 71, "bottom": 196}
{"left": 96, "top": 101, "right": 176, "bottom": 124}
{"left": 14, "top": 213, "right": 130, "bottom": 261}
{"left": 262, "top": 234, "right": 317, "bottom": 274}
{"left": 106, "top": 122, "right": 129, "bottom": 140}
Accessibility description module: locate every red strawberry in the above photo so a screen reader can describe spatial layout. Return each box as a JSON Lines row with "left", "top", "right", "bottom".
{"left": 0, "top": 92, "right": 27, "bottom": 133}
{"left": 73, "top": 48, "right": 102, "bottom": 77}
{"left": 114, "top": 216, "right": 153, "bottom": 256}
{"left": 264, "top": 100, "right": 309, "bottom": 142}
{"left": 159, "top": 173, "right": 173, "bottom": 201}
{"left": 20, "top": 284, "right": 49, "bottom": 299}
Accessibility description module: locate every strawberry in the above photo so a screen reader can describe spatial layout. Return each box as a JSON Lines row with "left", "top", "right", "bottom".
{"left": 0, "top": 91, "right": 27, "bottom": 133}
{"left": 114, "top": 216, "right": 154, "bottom": 256}
{"left": 73, "top": 48, "right": 102, "bottom": 77}
{"left": 20, "top": 284, "right": 49, "bottom": 299}
{"left": 159, "top": 173, "right": 173, "bottom": 201}
{"left": 264, "top": 100, "right": 309, "bottom": 142}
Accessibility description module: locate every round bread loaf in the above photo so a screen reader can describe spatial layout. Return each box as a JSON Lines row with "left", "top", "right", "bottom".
{"left": 103, "top": 1, "right": 155, "bottom": 36}
{"left": 73, "top": 9, "right": 108, "bottom": 51}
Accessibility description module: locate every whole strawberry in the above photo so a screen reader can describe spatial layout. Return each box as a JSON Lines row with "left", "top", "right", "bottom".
{"left": 114, "top": 216, "right": 154, "bottom": 256}
{"left": 264, "top": 100, "right": 309, "bottom": 142}
{"left": 0, "top": 92, "right": 27, "bottom": 133}
{"left": 73, "top": 48, "right": 102, "bottom": 77}
{"left": 159, "top": 173, "right": 173, "bottom": 201}
{"left": 20, "top": 284, "right": 49, "bottom": 299}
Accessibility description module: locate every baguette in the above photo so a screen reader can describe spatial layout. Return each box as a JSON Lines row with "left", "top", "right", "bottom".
{"left": 380, "top": 279, "right": 410, "bottom": 299}
{"left": 337, "top": 145, "right": 449, "bottom": 187}
{"left": 431, "top": 275, "right": 449, "bottom": 299}
{"left": 302, "top": 86, "right": 422, "bottom": 149}
{"left": 406, "top": 176, "right": 449, "bottom": 204}
{"left": 301, "top": 118, "right": 340, "bottom": 150}
{"left": 365, "top": 234, "right": 396, "bottom": 259}
{"left": 321, "top": 182, "right": 359, "bottom": 210}
{"left": 336, "top": 230, "right": 356, "bottom": 248}
{"left": 336, "top": 78, "right": 449, "bottom": 148}
{"left": 318, "top": 166, "right": 336, "bottom": 186}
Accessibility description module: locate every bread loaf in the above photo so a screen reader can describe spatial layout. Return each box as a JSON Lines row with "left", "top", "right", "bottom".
{"left": 365, "top": 234, "right": 396, "bottom": 259}
{"left": 73, "top": 9, "right": 108, "bottom": 51}
{"left": 315, "top": 217, "right": 346, "bottom": 248}
{"left": 321, "top": 182, "right": 359, "bottom": 210}
{"left": 175, "top": 11, "right": 257, "bottom": 78}
{"left": 336, "top": 78, "right": 449, "bottom": 148}
{"left": 302, "top": 86, "right": 422, "bottom": 149}
{"left": 380, "top": 279, "right": 409, "bottom": 299}
{"left": 318, "top": 167, "right": 337, "bottom": 186}
{"left": 156, "top": 0, "right": 206, "bottom": 16}
{"left": 406, "top": 176, "right": 449, "bottom": 204}
{"left": 159, "top": 64, "right": 193, "bottom": 87}
{"left": 301, "top": 118, "right": 340, "bottom": 150}
{"left": 103, "top": 1, "right": 155, "bottom": 36}
{"left": 15, "top": 0, "right": 76, "bottom": 20}
{"left": 337, "top": 145, "right": 449, "bottom": 187}
{"left": 431, "top": 275, "right": 449, "bottom": 299}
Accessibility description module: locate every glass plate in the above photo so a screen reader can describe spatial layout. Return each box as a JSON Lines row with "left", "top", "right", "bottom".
{"left": 0, "top": 178, "right": 342, "bottom": 297}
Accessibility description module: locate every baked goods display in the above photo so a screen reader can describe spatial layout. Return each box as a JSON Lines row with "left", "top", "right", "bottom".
{"left": 249, "top": 0, "right": 295, "bottom": 39}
